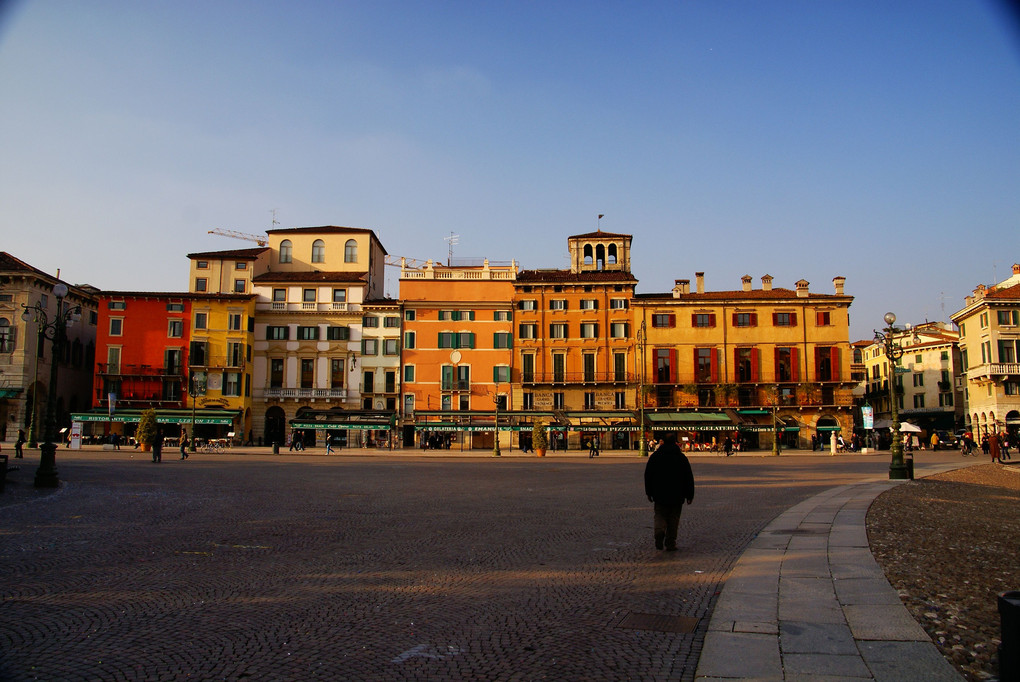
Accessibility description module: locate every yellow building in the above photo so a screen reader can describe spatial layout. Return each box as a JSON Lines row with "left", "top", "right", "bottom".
{"left": 632, "top": 273, "right": 854, "bottom": 450}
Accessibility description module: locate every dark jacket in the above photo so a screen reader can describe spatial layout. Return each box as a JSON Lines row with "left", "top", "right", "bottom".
{"left": 644, "top": 441, "right": 695, "bottom": 506}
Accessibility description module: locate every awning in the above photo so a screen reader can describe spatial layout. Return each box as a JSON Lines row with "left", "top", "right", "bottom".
{"left": 291, "top": 421, "right": 391, "bottom": 430}
{"left": 644, "top": 412, "right": 735, "bottom": 431}
{"left": 71, "top": 409, "right": 239, "bottom": 425}
{"left": 0, "top": 388, "right": 24, "bottom": 399}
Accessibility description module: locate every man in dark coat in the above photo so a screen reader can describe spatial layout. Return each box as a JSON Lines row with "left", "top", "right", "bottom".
{"left": 644, "top": 435, "right": 695, "bottom": 551}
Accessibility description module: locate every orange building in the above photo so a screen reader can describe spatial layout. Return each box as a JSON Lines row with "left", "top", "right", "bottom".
{"left": 399, "top": 259, "right": 517, "bottom": 449}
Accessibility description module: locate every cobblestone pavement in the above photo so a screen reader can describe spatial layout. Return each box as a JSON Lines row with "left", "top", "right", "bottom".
{"left": 0, "top": 449, "right": 961, "bottom": 681}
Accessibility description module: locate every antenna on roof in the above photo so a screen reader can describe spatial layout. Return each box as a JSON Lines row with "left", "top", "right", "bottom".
{"left": 270, "top": 208, "right": 280, "bottom": 227}
{"left": 597, "top": 213, "right": 604, "bottom": 231}
{"left": 444, "top": 232, "right": 459, "bottom": 266}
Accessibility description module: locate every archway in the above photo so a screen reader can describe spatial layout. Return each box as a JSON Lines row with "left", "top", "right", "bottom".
{"left": 264, "top": 406, "right": 286, "bottom": 448}
{"left": 816, "top": 416, "right": 840, "bottom": 448}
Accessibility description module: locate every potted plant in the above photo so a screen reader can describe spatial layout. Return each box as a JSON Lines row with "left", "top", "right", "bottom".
{"left": 136, "top": 408, "right": 158, "bottom": 452}
{"left": 532, "top": 422, "right": 548, "bottom": 457}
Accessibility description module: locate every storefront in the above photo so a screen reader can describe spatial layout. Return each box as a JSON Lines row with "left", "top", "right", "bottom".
{"left": 70, "top": 408, "right": 241, "bottom": 445}
{"left": 290, "top": 410, "right": 396, "bottom": 449}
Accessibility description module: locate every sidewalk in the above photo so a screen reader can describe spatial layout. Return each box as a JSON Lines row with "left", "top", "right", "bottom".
{"left": 694, "top": 461, "right": 968, "bottom": 681}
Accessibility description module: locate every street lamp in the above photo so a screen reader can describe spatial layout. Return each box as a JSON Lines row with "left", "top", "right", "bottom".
{"left": 638, "top": 319, "right": 647, "bottom": 457}
{"left": 874, "top": 312, "right": 919, "bottom": 480}
{"left": 492, "top": 380, "right": 502, "bottom": 457}
{"left": 21, "top": 283, "right": 81, "bottom": 488}
{"left": 188, "top": 370, "right": 207, "bottom": 452}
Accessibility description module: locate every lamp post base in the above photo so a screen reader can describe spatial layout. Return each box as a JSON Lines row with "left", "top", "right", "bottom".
{"left": 34, "top": 442, "right": 60, "bottom": 488}
{"left": 889, "top": 463, "right": 910, "bottom": 480}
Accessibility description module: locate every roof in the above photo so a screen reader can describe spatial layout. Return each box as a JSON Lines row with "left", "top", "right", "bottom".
{"left": 98, "top": 291, "right": 255, "bottom": 301}
{"left": 986, "top": 283, "right": 1020, "bottom": 300}
{"left": 633, "top": 288, "right": 851, "bottom": 302}
{"left": 516, "top": 269, "right": 638, "bottom": 284}
{"left": 186, "top": 247, "right": 268, "bottom": 259}
{"left": 252, "top": 271, "right": 368, "bottom": 284}
{"left": 568, "top": 230, "right": 632, "bottom": 240}
{"left": 0, "top": 251, "right": 47, "bottom": 276}
{"left": 265, "top": 226, "right": 388, "bottom": 255}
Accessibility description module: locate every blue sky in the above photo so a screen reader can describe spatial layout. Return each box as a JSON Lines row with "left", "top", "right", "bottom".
{"left": 1, "top": 0, "right": 1018, "bottom": 339}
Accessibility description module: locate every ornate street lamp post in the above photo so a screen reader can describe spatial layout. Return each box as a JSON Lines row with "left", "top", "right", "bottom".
{"left": 492, "top": 380, "right": 502, "bottom": 457}
{"left": 638, "top": 319, "right": 647, "bottom": 457}
{"left": 188, "top": 370, "right": 207, "bottom": 452}
{"left": 874, "top": 312, "right": 918, "bottom": 480}
{"left": 21, "top": 283, "right": 81, "bottom": 488}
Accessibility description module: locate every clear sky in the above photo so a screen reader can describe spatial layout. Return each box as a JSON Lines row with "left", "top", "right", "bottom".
{"left": 1, "top": 0, "right": 1018, "bottom": 339}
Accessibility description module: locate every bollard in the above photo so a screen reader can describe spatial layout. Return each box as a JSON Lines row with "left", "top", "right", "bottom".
{"left": 905, "top": 451, "right": 914, "bottom": 480}
{"left": 1000, "top": 591, "right": 1020, "bottom": 682}
{"left": 272, "top": 441, "right": 279, "bottom": 455}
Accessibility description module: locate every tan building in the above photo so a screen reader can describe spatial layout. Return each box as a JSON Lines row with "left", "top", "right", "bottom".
{"left": 632, "top": 273, "right": 854, "bottom": 450}
{"left": 951, "top": 263, "right": 1020, "bottom": 440}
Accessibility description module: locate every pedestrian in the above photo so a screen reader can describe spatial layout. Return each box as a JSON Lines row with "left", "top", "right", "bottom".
{"left": 588, "top": 436, "right": 597, "bottom": 458}
{"left": 723, "top": 436, "right": 733, "bottom": 457}
{"left": 15, "top": 428, "right": 25, "bottom": 458}
{"left": 179, "top": 434, "right": 188, "bottom": 460}
{"left": 1000, "top": 433, "right": 1011, "bottom": 461}
{"left": 643, "top": 435, "right": 695, "bottom": 552}
{"left": 294, "top": 430, "right": 304, "bottom": 451}
{"left": 811, "top": 433, "right": 818, "bottom": 451}
{"left": 930, "top": 432, "right": 939, "bottom": 451}
{"left": 989, "top": 432, "right": 1001, "bottom": 463}
{"left": 325, "top": 434, "right": 334, "bottom": 455}
{"left": 152, "top": 427, "right": 163, "bottom": 463}
{"left": 981, "top": 434, "right": 990, "bottom": 457}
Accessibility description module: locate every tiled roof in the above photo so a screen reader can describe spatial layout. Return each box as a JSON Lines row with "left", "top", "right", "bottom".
{"left": 0, "top": 251, "right": 49, "bottom": 277}
{"left": 633, "top": 288, "right": 851, "bottom": 302}
{"left": 516, "top": 269, "right": 638, "bottom": 284}
{"left": 252, "top": 271, "right": 368, "bottom": 284}
{"left": 568, "top": 230, "right": 631, "bottom": 240}
{"left": 186, "top": 247, "right": 268, "bottom": 259}
{"left": 987, "top": 283, "right": 1020, "bottom": 299}
{"left": 98, "top": 291, "right": 255, "bottom": 301}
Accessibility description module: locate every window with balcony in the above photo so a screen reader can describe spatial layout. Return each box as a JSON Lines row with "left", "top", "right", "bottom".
{"left": 735, "top": 347, "right": 758, "bottom": 382}
{"left": 553, "top": 354, "right": 566, "bottom": 382}
{"left": 999, "top": 339, "right": 1017, "bottom": 363}
{"left": 228, "top": 342, "right": 244, "bottom": 367}
{"left": 655, "top": 348, "right": 675, "bottom": 383}
{"left": 303, "top": 289, "right": 316, "bottom": 304}
{"left": 270, "top": 359, "right": 283, "bottom": 388}
{"left": 273, "top": 288, "right": 286, "bottom": 302}
{"left": 583, "top": 354, "right": 596, "bottom": 382}
{"left": 522, "top": 354, "right": 535, "bottom": 382}
{"left": 331, "top": 358, "right": 346, "bottom": 388}
{"left": 165, "top": 349, "right": 182, "bottom": 375}
{"left": 815, "top": 346, "right": 840, "bottom": 381}
{"left": 163, "top": 379, "right": 182, "bottom": 402}
{"left": 775, "top": 347, "right": 798, "bottom": 382}
{"left": 301, "top": 359, "right": 314, "bottom": 389}
{"left": 695, "top": 347, "right": 716, "bottom": 382}
{"left": 614, "top": 352, "right": 627, "bottom": 381}
{"left": 189, "top": 341, "right": 208, "bottom": 366}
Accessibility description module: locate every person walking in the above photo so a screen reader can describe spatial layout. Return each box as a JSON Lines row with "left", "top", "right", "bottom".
{"left": 643, "top": 435, "right": 695, "bottom": 552}
{"left": 179, "top": 434, "right": 189, "bottom": 460}
{"left": 989, "top": 432, "right": 1001, "bottom": 463}
{"left": 325, "top": 434, "right": 334, "bottom": 455}
{"left": 723, "top": 435, "right": 733, "bottom": 457}
{"left": 15, "top": 428, "right": 25, "bottom": 458}
{"left": 152, "top": 427, "right": 163, "bottom": 463}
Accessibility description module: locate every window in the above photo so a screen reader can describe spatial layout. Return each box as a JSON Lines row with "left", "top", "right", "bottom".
{"left": 439, "top": 310, "right": 474, "bottom": 321}
{"left": 383, "top": 339, "right": 399, "bottom": 355}
{"left": 997, "top": 310, "right": 1019, "bottom": 326}
{"left": 404, "top": 331, "right": 416, "bottom": 348}
{"left": 553, "top": 354, "right": 566, "bottom": 382}
{"left": 110, "top": 318, "right": 123, "bottom": 336}
{"left": 196, "top": 261, "right": 209, "bottom": 269}
{"left": 652, "top": 314, "right": 675, "bottom": 328}
{"left": 939, "top": 392, "right": 955, "bottom": 406}
{"left": 519, "top": 323, "right": 538, "bottom": 339}
{"left": 913, "top": 394, "right": 925, "bottom": 408}
{"left": 273, "top": 288, "right": 286, "bottom": 302}
{"left": 233, "top": 279, "right": 246, "bottom": 293}
{"left": 494, "top": 310, "right": 511, "bottom": 321}
{"left": 384, "top": 316, "right": 400, "bottom": 328}
{"left": 580, "top": 323, "right": 598, "bottom": 339}
{"left": 615, "top": 391, "right": 626, "bottom": 409}
{"left": 228, "top": 314, "right": 242, "bottom": 331}
{"left": 438, "top": 332, "right": 475, "bottom": 349}
{"left": 403, "top": 365, "right": 415, "bottom": 382}
{"left": 363, "top": 316, "right": 379, "bottom": 328}
{"left": 775, "top": 347, "right": 798, "bottom": 382}
{"left": 493, "top": 366, "right": 511, "bottom": 383}
{"left": 816, "top": 311, "right": 832, "bottom": 326}
{"left": 693, "top": 313, "right": 716, "bottom": 328}
{"left": 331, "top": 359, "right": 346, "bottom": 388}
{"left": 331, "top": 289, "right": 347, "bottom": 304}
{"left": 614, "top": 352, "right": 627, "bottom": 381}
{"left": 166, "top": 302, "right": 184, "bottom": 312}
{"left": 773, "top": 312, "right": 797, "bottom": 326}
{"left": 655, "top": 348, "right": 675, "bottom": 383}
{"left": 228, "top": 342, "right": 244, "bottom": 367}
{"left": 235, "top": 261, "right": 247, "bottom": 270}
{"left": 519, "top": 299, "right": 537, "bottom": 311}
{"left": 279, "top": 240, "right": 292, "bottom": 263}
{"left": 0, "top": 318, "right": 14, "bottom": 352}
{"left": 522, "top": 354, "right": 535, "bottom": 382}
{"left": 303, "top": 289, "right": 316, "bottom": 303}
{"left": 1005, "top": 382, "right": 1020, "bottom": 396}
{"left": 327, "top": 326, "right": 349, "bottom": 340}
{"left": 999, "top": 340, "right": 1017, "bottom": 363}
{"left": 107, "top": 346, "right": 121, "bottom": 374}
{"left": 915, "top": 354, "right": 923, "bottom": 364}
{"left": 549, "top": 323, "right": 568, "bottom": 339}
{"left": 189, "top": 341, "right": 208, "bottom": 366}
{"left": 195, "top": 278, "right": 207, "bottom": 292}
{"left": 695, "top": 347, "right": 716, "bottom": 382}
{"left": 362, "top": 339, "right": 378, "bottom": 355}
{"left": 583, "top": 354, "right": 596, "bottom": 381}
{"left": 913, "top": 373, "right": 924, "bottom": 387}
{"left": 404, "top": 310, "right": 416, "bottom": 321}
{"left": 584, "top": 392, "right": 596, "bottom": 409}
{"left": 224, "top": 372, "right": 241, "bottom": 397}
{"left": 610, "top": 322, "right": 629, "bottom": 338}
{"left": 609, "top": 298, "right": 628, "bottom": 310}
{"left": 267, "top": 326, "right": 289, "bottom": 340}
{"left": 980, "top": 312, "right": 988, "bottom": 328}
{"left": 270, "top": 359, "right": 284, "bottom": 388}
{"left": 579, "top": 299, "right": 598, "bottom": 310}
{"left": 165, "top": 349, "right": 182, "bottom": 375}
{"left": 301, "top": 359, "right": 314, "bottom": 388}
{"left": 553, "top": 392, "right": 565, "bottom": 409}
{"left": 736, "top": 347, "right": 758, "bottom": 382}
{"left": 311, "top": 239, "right": 325, "bottom": 263}
{"left": 815, "top": 346, "right": 840, "bottom": 381}
{"left": 522, "top": 392, "right": 534, "bottom": 409}
{"left": 194, "top": 313, "right": 207, "bottom": 330}
{"left": 494, "top": 332, "right": 513, "bottom": 348}
{"left": 298, "top": 326, "right": 319, "bottom": 341}
{"left": 733, "top": 313, "right": 757, "bottom": 328}
{"left": 344, "top": 239, "right": 358, "bottom": 263}
{"left": 168, "top": 320, "right": 183, "bottom": 338}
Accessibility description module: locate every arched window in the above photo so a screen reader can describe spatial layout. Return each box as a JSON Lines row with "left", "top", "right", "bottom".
{"left": 595, "top": 244, "right": 606, "bottom": 270}
{"left": 607, "top": 243, "right": 618, "bottom": 264}
{"left": 344, "top": 239, "right": 358, "bottom": 263}
{"left": 583, "top": 244, "right": 593, "bottom": 265}
{"left": 311, "top": 239, "right": 325, "bottom": 263}
{"left": 0, "top": 318, "right": 13, "bottom": 352}
{"left": 279, "top": 240, "right": 293, "bottom": 264}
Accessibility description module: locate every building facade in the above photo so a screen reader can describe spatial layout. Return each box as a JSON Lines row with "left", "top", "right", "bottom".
{"left": 951, "top": 264, "right": 1020, "bottom": 439}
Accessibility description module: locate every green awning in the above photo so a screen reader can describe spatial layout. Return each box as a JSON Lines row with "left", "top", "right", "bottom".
{"left": 71, "top": 410, "right": 238, "bottom": 425}
{"left": 291, "top": 421, "right": 391, "bottom": 430}
{"left": 0, "top": 388, "right": 24, "bottom": 398}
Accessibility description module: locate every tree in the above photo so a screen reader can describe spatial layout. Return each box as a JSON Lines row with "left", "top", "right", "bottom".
{"left": 532, "top": 422, "right": 548, "bottom": 450}
{"left": 137, "top": 408, "right": 158, "bottom": 447}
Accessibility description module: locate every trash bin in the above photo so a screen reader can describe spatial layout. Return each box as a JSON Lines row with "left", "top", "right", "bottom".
{"left": 1000, "top": 591, "right": 1020, "bottom": 681}
{"left": 905, "top": 451, "right": 914, "bottom": 480}
{"left": 272, "top": 441, "right": 279, "bottom": 455}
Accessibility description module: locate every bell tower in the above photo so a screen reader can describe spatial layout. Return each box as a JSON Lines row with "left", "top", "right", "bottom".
{"left": 567, "top": 230, "right": 632, "bottom": 275}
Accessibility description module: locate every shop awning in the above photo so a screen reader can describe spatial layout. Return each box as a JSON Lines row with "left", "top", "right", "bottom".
{"left": 291, "top": 421, "right": 391, "bottom": 430}
{"left": 71, "top": 409, "right": 239, "bottom": 425}
{"left": 644, "top": 412, "right": 736, "bottom": 431}
{"left": 0, "top": 388, "right": 24, "bottom": 398}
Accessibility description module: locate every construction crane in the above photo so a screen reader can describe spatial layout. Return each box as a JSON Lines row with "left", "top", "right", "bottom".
{"left": 384, "top": 255, "right": 432, "bottom": 269}
{"left": 207, "top": 228, "right": 268, "bottom": 246}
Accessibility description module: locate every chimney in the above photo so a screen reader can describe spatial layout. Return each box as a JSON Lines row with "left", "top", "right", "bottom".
{"left": 672, "top": 279, "right": 689, "bottom": 298}
{"left": 741, "top": 275, "right": 752, "bottom": 292}
{"left": 695, "top": 272, "right": 705, "bottom": 294}
{"left": 1013, "top": 263, "right": 1020, "bottom": 276}
{"left": 833, "top": 276, "right": 845, "bottom": 296}
{"left": 761, "top": 274, "right": 773, "bottom": 291}
{"left": 796, "top": 279, "right": 810, "bottom": 297}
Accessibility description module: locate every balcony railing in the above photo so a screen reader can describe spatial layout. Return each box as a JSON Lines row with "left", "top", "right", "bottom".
{"left": 188, "top": 357, "right": 246, "bottom": 371}
{"left": 264, "top": 387, "right": 347, "bottom": 399}
{"left": 521, "top": 371, "right": 634, "bottom": 384}
{"left": 97, "top": 363, "right": 184, "bottom": 377}
{"left": 968, "top": 363, "right": 1020, "bottom": 380}
{"left": 441, "top": 380, "right": 472, "bottom": 391}
{"left": 259, "top": 301, "right": 359, "bottom": 313}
